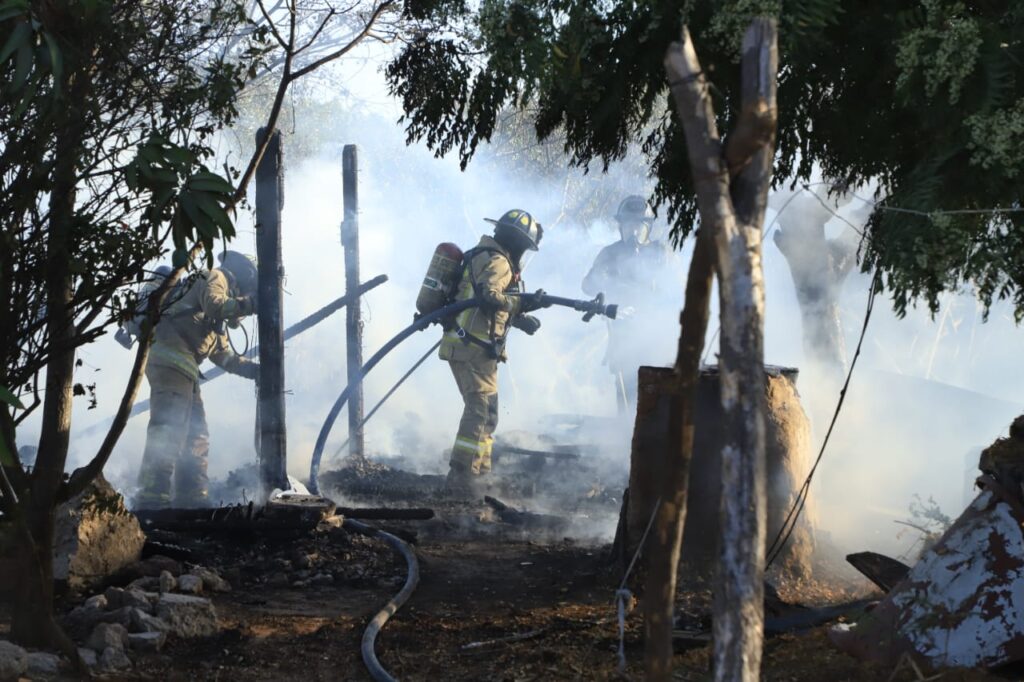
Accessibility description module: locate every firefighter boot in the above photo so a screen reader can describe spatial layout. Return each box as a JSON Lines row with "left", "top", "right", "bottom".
{"left": 444, "top": 461, "right": 476, "bottom": 498}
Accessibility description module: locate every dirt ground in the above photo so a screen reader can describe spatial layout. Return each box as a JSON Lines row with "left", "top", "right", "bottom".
{"left": 103, "top": 534, "right": 1010, "bottom": 682}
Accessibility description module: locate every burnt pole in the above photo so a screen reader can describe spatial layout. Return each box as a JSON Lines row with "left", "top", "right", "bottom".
{"left": 255, "top": 127, "right": 289, "bottom": 496}
{"left": 342, "top": 145, "right": 365, "bottom": 461}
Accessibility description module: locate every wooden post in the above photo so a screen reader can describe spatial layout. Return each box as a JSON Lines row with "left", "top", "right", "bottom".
{"left": 341, "top": 145, "right": 364, "bottom": 460}
{"left": 664, "top": 17, "right": 778, "bottom": 682}
{"left": 255, "top": 127, "right": 288, "bottom": 496}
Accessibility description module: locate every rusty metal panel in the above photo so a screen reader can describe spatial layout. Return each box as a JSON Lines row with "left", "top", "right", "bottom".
{"left": 831, "top": 479, "right": 1024, "bottom": 669}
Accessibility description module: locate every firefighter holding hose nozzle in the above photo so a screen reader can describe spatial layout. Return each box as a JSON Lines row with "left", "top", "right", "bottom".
{"left": 421, "top": 210, "right": 549, "bottom": 495}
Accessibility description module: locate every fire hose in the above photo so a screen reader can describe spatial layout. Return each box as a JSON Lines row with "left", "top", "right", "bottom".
{"left": 308, "top": 292, "right": 617, "bottom": 494}
{"left": 343, "top": 518, "right": 420, "bottom": 682}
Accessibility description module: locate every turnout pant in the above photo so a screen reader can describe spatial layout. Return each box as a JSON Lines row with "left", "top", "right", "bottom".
{"left": 448, "top": 356, "right": 499, "bottom": 475}
{"left": 136, "top": 365, "right": 210, "bottom": 508}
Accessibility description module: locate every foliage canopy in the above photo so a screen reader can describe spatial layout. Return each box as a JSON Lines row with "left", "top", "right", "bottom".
{"left": 387, "top": 0, "right": 1024, "bottom": 317}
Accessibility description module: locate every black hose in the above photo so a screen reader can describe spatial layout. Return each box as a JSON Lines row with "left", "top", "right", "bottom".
{"left": 331, "top": 339, "right": 442, "bottom": 463}
{"left": 345, "top": 518, "right": 420, "bottom": 682}
{"left": 308, "top": 298, "right": 482, "bottom": 493}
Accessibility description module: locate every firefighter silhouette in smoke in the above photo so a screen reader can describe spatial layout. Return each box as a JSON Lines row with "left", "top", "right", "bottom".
{"left": 582, "top": 195, "right": 680, "bottom": 414}
{"left": 439, "top": 210, "right": 549, "bottom": 493}
{"left": 135, "top": 251, "right": 260, "bottom": 508}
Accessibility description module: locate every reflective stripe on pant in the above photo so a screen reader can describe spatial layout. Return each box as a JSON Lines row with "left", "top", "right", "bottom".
{"left": 136, "top": 364, "right": 210, "bottom": 507}
{"left": 448, "top": 356, "right": 498, "bottom": 475}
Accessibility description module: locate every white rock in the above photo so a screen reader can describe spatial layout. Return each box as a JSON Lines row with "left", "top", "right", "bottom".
{"left": 129, "top": 608, "right": 170, "bottom": 634}
{"left": 158, "top": 570, "right": 176, "bottom": 594}
{"left": 26, "top": 651, "right": 61, "bottom": 678}
{"left": 86, "top": 623, "right": 129, "bottom": 653}
{"left": 83, "top": 594, "right": 108, "bottom": 610}
{"left": 176, "top": 574, "right": 203, "bottom": 594}
{"left": 99, "top": 646, "right": 131, "bottom": 671}
{"left": 0, "top": 640, "right": 28, "bottom": 680}
{"left": 105, "top": 586, "right": 152, "bottom": 612}
{"left": 127, "top": 631, "right": 167, "bottom": 653}
{"left": 77, "top": 648, "right": 97, "bottom": 668}
{"left": 155, "top": 593, "right": 218, "bottom": 638}
{"left": 193, "top": 567, "right": 231, "bottom": 592}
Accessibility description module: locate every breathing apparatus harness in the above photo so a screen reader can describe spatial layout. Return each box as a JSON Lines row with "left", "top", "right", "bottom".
{"left": 448, "top": 245, "right": 523, "bottom": 361}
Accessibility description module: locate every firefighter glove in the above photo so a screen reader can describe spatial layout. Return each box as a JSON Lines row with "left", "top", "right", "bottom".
{"left": 520, "top": 289, "right": 551, "bottom": 313}
{"left": 236, "top": 295, "right": 256, "bottom": 317}
{"left": 512, "top": 314, "right": 541, "bottom": 335}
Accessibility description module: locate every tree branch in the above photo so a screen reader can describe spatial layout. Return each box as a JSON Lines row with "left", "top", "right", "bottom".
{"left": 287, "top": 0, "right": 393, "bottom": 81}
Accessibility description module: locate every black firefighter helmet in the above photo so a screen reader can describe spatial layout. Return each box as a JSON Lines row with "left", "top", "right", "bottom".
{"left": 486, "top": 209, "right": 543, "bottom": 257}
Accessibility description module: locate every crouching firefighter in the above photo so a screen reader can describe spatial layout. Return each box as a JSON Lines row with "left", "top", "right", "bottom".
{"left": 440, "top": 209, "right": 550, "bottom": 494}
{"left": 135, "top": 251, "right": 260, "bottom": 509}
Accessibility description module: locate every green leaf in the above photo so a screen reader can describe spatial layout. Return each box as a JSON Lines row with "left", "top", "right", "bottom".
{"left": 0, "top": 384, "right": 25, "bottom": 410}
{"left": 178, "top": 191, "right": 216, "bottom": 240}
{"left": 0, "top": 1, "right": 30, "bottom": 23}
{"left": 0, "top": 20, "right": 29, "bottom": 66}
{"left": 187, "top": 171, "right": 233, "bottom": 194}
{"left": 193, "top": 190, "right": 234, "bottom": 237}
{"left": 0, "top": 437, "right": 13, "bottom": 467}
{"left": 171, "top": 247, "right": 188, "bottom": 268}
{"left": 11, "top": 34, "right": 33, "bottom": 91}
{"left": 42, "top": 31, "right": 61, "bottom": 87}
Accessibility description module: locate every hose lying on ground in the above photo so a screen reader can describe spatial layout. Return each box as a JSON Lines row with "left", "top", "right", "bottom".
{"left": 344, "top": 518, "right": 420, "bottom": 682}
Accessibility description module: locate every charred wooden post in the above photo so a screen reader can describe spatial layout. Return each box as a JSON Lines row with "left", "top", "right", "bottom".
{"left": 255, "top": 128, "right": 288, "bottom": 496}
{"left": 341, "top": 145, "right": 364, "bottom": 460}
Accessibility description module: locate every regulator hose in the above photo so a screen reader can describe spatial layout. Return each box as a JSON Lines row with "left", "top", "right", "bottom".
{"left": 344, "top": 518, "right": 420, "bottom": 682}
{"left": 308, "top": 298, "right": 482, "bottom": 493}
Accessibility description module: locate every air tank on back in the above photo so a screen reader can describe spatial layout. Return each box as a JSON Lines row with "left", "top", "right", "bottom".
{"left": 416, "top": 242, "right": 464, "bottom": 315}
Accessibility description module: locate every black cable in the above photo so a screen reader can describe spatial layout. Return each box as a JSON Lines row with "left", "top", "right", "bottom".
{"left": 330, "top": 339, "right": 442, "bottom": 462}
{"left": 765, "top": 273, "right": 879, "bottom": 568}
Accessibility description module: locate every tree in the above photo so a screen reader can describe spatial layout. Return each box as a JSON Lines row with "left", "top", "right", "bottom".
{"left": 384, "top": 0, "right": 1024, "bottom": 678}
{"left": 0, "top": 0, "right": 422, "bottom": 656}
{"left": 771, "top": 186, "right": 861, "bottom": 377}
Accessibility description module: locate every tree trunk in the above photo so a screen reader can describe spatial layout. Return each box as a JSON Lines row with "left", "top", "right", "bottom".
{"left": 665, "top": 18, "right": 778, "bottom": 682}
{"left": 10, "top": 77, "right": 84, "bottom": 655}
{"left": 772, "top": 189, "right": 857, "bottom": 377}
{"left": 642, "top": 227, "right": 714, "bottom": 680}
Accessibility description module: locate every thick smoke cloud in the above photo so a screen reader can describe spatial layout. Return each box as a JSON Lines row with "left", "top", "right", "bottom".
{"left": 23, "top": 94, "right": 1022, "bottom": 554}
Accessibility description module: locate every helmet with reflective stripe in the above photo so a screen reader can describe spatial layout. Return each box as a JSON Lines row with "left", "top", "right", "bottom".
{"left": 485, "top": 209, "right": 543, "bottom": 253}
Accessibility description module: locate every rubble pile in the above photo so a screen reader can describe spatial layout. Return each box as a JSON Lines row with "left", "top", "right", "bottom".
{"left": 320, "top": 458, "right": 445, "bottom": 501}
{"left": 59, "top": 556, "right": 231, "bottom": 673}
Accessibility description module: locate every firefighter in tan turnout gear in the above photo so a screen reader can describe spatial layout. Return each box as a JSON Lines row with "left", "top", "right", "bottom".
{"left": 135, "top": 251, "right": 260, "bottom": 508}
{"left": 440, "top": 209, "right": 549, "bottom": 493}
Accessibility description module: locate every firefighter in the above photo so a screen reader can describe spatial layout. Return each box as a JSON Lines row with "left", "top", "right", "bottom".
{"left": 134, "top": 251, "right": 260, "bottom": 508}
{"left": 440, "top": 209, "right": 549, "bottom": 493}
{"left": 582, "top": 195, "right": 680, "bottom": 413}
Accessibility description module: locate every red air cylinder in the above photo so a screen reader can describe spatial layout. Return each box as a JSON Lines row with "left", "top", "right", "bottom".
{"left": 416, "top": 242, "right": 464, "bottom": 315}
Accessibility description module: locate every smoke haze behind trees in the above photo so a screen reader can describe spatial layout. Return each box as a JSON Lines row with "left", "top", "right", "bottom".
{"left": 21, "top": 76, "right": 1022, "bottom": 558}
